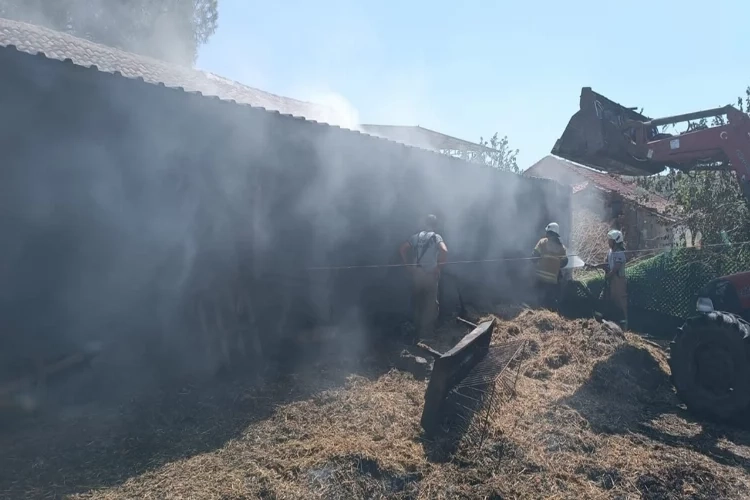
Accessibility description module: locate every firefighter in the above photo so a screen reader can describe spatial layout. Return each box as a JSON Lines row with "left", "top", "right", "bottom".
{"left": 399, "top": 214, "right": 448, "bottom": 342}
{"left": 595, "top": 229, "right": 628, "bottom": 329}
{"left": 531, "top": 222, "right": 569, "bottom": 310}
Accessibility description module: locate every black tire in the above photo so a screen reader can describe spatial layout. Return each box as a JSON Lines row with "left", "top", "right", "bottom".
{"left": 669, "top": 311, "right": 750, "bottom": 422}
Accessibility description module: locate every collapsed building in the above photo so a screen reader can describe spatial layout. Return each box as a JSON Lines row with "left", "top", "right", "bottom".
{"left": 0, "top": 18, "right": 571, "bottom": 391}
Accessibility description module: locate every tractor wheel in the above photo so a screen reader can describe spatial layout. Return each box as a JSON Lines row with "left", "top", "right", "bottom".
{"left": 669, "top": 311, "right": 750, "bottom": 422}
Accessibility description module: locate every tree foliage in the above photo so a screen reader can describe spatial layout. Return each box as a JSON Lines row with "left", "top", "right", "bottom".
{"left": 444, "top": 132, "right": 519, "bottom": 173}
{"left": 638, "top": 168, "right": 750, "bottom": 245}
{"left": 0, "top": 0, "right": 218, "bottom": 65}
{"left": 475, "top": 133, "right": 520, "bottom": 173}
{"left": 633, "top": 86, "right": 750, "bottom": 244}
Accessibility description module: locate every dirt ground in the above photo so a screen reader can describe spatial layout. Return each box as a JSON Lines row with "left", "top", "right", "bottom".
{"left": 2, "top": 308, "right": 750, "bottom": 499}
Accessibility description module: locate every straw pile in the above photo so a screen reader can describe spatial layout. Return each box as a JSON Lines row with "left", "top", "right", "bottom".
{"left": 3, "top": 310, "right": 750, "bottom": 499}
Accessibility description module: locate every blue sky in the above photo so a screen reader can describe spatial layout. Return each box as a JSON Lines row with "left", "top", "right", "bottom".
{"left": 197, "top": 1, "right": 749, "bottom": 169}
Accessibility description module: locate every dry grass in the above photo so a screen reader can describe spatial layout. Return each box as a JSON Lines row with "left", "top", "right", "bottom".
{"left": 3, "top": 310, "right": 750, "bottom": 499}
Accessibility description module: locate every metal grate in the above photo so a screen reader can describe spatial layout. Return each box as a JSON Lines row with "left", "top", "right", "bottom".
{"left": 454, "top": 340, "right": 527, "bottom": 390}
{"left": 451, "top": 340, "right": 527, "bottom": 454}
{"left": 423, "top": 338, "right": 528, "bottom": 459}
{"left": 420, "top": 319, "right": 495, "bottom": 434}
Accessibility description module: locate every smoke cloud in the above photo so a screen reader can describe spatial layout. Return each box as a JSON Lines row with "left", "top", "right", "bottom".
{"left": 292, "top": 88, "right": 361, "bottom": 131}
{"left": 0, "top": 4, "right": 569, "bottom": 423}
{"left": 0, "top": 0, "right": 206, "bottom": 65}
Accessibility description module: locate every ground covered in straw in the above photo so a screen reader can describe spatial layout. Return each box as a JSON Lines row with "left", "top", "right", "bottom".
{"left": 2, "top": 309, "right": 750, "bottom": 499}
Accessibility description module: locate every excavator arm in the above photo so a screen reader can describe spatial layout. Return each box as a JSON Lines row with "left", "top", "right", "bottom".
{"left": 553, "top": 87, "right": 750, "bottom": 199}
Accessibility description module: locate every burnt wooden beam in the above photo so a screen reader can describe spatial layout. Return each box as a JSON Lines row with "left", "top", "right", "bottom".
{"left": 456, "top": 317, "right": 477, "bottom": 328}
{"left": 415, "top": 342, "right": 443, "bottom": 359}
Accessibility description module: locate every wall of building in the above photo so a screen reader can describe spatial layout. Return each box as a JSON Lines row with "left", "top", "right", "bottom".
{"left": 568, "top": 187, "right": 673, "bottom": 268}
{"left": 619, "top": 203, "right": 673, "bottom": 254}
{"left": 0, "top": 47, "right": 571, "bottom": 382}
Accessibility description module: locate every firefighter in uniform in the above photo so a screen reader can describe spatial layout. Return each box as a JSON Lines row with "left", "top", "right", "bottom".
{"left": 399, "top": 214, "right": 448, "bottom": 342}
{"left": 532, "top": 222, "right": 569, "bottom": 310}
{"left": 594, "top": 229, "right": 628, "bottom": 329}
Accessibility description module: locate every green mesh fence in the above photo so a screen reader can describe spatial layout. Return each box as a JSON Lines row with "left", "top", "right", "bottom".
{"left": 581, "top": 246, "right": 750, "bottom": 320}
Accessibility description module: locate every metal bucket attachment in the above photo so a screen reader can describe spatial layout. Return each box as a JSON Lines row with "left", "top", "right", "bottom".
{"left": 552, "top": 88, "right": 663, "bottom": 175}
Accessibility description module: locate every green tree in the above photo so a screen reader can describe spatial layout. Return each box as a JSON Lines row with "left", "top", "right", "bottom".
{"left": 671, "top": 170, "right": 750, "bottom": 244}
{"left": 0, "top": 0, "right": 219, "bottom": 66}
{"left": 447, "top": 132, "right": 519, "bottom": 173}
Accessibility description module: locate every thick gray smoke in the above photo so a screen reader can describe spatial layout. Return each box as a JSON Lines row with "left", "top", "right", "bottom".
{"left": 0, "top": 0, "right": 208, "bottom": 65}
{"left": 0, "top": 7, "right": 571, "bottom": 418}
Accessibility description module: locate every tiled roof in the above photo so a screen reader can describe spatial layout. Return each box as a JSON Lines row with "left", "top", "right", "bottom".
{"left": 360, "top": 125, "right": 495, "bottom": 154}
{"left": 0, "top": 32, "right": 566, "bottom": 188}
{"left": 0, "top": 16, "right": 573, "bottom": 204}
{"left": 0, "top": 17, "right": 336, "bottom": 123}
{"left": 525, "top": 155, "right": 671, "bottom": 214}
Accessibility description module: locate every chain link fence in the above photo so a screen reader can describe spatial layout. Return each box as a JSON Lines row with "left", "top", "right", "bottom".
{"left": 561, "top": 244, "right": 750, "bottom": 335}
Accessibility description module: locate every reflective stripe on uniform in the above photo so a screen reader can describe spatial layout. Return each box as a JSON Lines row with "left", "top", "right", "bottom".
{"left": 535, "top": 267, "right": 560, "bottom": 284}
{"left": 534, "top": 238, "right": 566, "bottom": 284}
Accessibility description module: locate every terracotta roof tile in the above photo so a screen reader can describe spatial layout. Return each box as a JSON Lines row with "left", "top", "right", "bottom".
{"left": 0, "top": 17, "right": 336, "bottom": 123}
{"left": 525, "top": 155, "right": 671, "bottom": 213}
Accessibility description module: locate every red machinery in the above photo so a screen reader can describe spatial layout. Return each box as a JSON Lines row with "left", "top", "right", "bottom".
{"left": 554, "top": 88, "right": 750, "bottom": 422}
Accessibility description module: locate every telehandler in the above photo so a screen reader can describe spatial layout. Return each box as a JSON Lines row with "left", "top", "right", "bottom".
{"left": 554, "top": 87, "right": 750, "bottom": 421}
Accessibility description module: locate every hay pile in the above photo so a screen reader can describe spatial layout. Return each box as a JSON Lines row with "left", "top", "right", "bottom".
{"left": 3, "top": 310, "right": 750, "bottom": 499}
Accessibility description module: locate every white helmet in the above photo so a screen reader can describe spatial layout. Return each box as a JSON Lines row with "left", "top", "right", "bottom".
{"left": 607, "top": 229, "right": 624, "bottom": 244}
{"left": 545, "top": 222, "right": 560, "bottom": 236}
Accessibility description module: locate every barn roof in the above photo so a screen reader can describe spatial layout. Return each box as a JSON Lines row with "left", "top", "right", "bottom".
{"left": 0, "top": 16, "right": 337, "bottom": 123}
{"left": 359, "top": 124, "right": 496, "bottom": 154}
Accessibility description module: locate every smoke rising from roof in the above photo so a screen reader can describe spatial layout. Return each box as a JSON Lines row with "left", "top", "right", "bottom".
{"left": 0, "top": 6, "right": 570, "bottom": 427}
{"left": 292, "top": 88, "right": 362, "bottom": 131}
